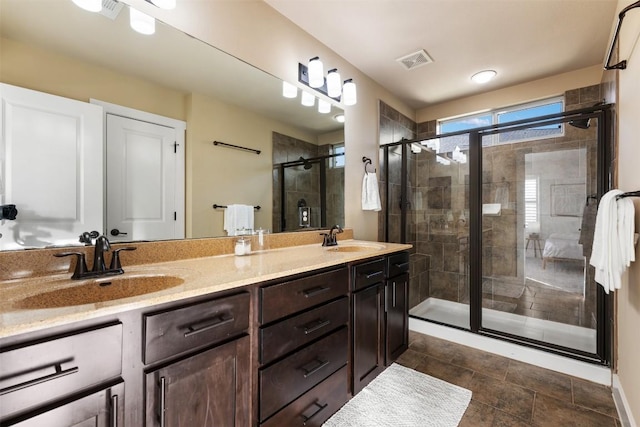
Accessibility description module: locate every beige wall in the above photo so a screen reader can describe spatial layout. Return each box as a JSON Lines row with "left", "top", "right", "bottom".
{"left": 0, "top": 37, "right": 186, "bottom": 121}
{"left": 122, "top": 0, "right": 414, "bottom": 241}
{"left": 613, "top": 0, "right": 640, "bottom": 422}
{"left": 416, "top": 65, "right": 603, "bottom": 122}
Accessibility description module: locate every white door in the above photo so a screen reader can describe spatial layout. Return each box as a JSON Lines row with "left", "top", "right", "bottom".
{"left": 0, "top": 83, "right": 103, "bottom": 250}
{"left": 106, "top": 114, "right": 184, "bottom": 242}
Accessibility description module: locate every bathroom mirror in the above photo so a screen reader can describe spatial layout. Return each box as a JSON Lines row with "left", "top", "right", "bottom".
{"left": 0, "top": 0, "right": 345, "bottom": 250}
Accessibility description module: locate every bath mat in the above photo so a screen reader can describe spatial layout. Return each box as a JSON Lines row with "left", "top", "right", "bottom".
{"left": 322, "top": 363, "right": 472, "bottom": 427}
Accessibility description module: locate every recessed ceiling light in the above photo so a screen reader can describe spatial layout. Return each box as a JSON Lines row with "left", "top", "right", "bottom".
{"left": 471, "top": 70, "right": 497, "bottom": 84}
{"left": 334, "top": 114, "right": 345, "bottom": 123}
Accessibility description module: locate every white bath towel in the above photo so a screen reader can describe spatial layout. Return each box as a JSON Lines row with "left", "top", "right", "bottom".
{"left": 589, "top": 190, "right": 636, "bottom": 293}
{"left": 362, "top": 172, "right": 382, "bottom": 211}
{"left": 223, "top": 204, "right": 254, "bottom": 236}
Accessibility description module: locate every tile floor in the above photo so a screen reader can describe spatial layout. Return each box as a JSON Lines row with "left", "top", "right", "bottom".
{"left": 397, "top": 331, "right": 620, "bottom": 427}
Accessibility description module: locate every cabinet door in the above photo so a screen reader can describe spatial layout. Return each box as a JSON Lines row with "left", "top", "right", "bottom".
{"left": 352, "top": 282, "right": 384, "bottom": 395}
{"left": 9, "top": 381, "right": 124, "bottom": 427}
{"left": 145, "top": 336, "right": 250, "bottom": 427}
{"left": 385, "top": 273, "right": 409, "bottom": 364}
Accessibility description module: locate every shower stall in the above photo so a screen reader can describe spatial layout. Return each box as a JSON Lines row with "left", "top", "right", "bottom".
{"left": 273, "top": 152, "right": 345, "bottom": 232}
{"left": 380, "top": 103, "right": 612, "bottom": 365}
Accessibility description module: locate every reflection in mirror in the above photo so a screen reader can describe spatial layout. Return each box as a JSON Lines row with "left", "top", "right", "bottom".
{"left": 0, "top": 0, "right": 344, "bottom": 251}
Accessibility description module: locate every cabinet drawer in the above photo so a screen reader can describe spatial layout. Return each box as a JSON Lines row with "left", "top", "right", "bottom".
{"left": 260, "top": 297, "right": 349, "bottom": 364}
{"left": 352, "top": 258, "right": 385, "bottom": 291}
{"left": 260, "top": 365, "right": 348, "bottom": 427}
{"left": 260, "top": 268, "right": 348, "bottom": 324}
{"left": 0, "top": 323, "right": 122, "bottom": 420}
{"left": 259, "top": 327, "right": 347, "bottom": 422}
{"left": 144, "top": 292, "right": 249, "bottom": 364}
{"left": 387, "top": 251, "right": 410, "bottom": 278}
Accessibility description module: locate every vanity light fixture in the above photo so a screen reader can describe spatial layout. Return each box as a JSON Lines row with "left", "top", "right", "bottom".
{"left": 326, "top": 69, "right": 342, "bottom": 98}
{"left": 301, "top": 91, "right": 315, "bottom": 107}
{"left": 342, "top": 79, "right": 357, "bottom": 106}
{"left": 318, "top": 99, "right": 331, "bottom": 114}
{"left": 298, "top": 60, "right": 357, "bottom": 105}
{"left": 130, "top": 7, "right": 156, "bottom": 35}
{"left": 471, "top": 70, "right": 497, "bottom": 84}
{"left": 71, "top": 0, "right": 102, "bottom": 12}
{"left": 308, "top": 57, "right": 324, "bottom": 88}
{"left": 334, "top": 114, "right": 345, "bottom": 123}
{"left": 282, "top": 81, "right": 297, "bottom": 98}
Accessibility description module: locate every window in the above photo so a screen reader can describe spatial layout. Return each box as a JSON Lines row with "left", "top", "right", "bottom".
{"left": 331, "top": 143, "right": 345, "bottom": 168}
{"left": 437, "top": 96, "right": 564, "bottom": 149}
{"left": 524, "top": 177, "right": 539, "bottom": 230}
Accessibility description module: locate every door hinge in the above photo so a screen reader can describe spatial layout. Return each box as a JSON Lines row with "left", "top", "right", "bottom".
{"left": 174, "top": 212, "right": 177, "bottom": 221}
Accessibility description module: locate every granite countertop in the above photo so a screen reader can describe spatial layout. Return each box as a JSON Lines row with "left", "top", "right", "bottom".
{"left": 0, "top": 240, "right": 411, "bottom": 339}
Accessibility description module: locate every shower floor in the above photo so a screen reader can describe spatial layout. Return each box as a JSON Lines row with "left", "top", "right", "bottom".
{"left": 409, "top": 297, "right": 596, "bottom": 354}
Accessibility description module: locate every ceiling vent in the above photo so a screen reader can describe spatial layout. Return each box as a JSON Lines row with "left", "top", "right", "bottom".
{"left": 99, "top": 0, "right": 124, "bottom": 20}
{"left": 395, "top": 49, "right": 433, "bottom": 71}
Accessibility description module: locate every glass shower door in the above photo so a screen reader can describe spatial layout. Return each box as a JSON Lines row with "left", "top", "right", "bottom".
{"left": 479, "top": 120, "right": 599, "bottom": 354}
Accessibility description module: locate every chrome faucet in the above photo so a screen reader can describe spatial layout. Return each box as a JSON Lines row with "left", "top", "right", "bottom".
{"left": 54, "top": 235, "right": 137, "bottom": 280}
{"left": 321, "top": 225, "right": 343, "bottom": 247}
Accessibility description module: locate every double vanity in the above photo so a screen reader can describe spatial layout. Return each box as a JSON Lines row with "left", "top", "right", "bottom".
{"left": 0, "top": 231, "right": 411, "bottom": 426}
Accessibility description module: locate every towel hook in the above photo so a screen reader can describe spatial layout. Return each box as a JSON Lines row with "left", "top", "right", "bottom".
{"left": 362, "top": 156, "right": 376, "bottom": 173}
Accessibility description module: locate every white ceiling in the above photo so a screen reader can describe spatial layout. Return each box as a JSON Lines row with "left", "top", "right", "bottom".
{"left": 265, "top": 0, "right": 619, "bottom": 110}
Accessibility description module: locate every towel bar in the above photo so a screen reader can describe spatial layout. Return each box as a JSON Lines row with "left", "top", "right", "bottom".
{"left": 213, "top": 204, "right": 261, "bottom": 210}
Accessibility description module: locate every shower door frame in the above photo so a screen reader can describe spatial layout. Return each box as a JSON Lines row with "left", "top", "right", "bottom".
{"left": 384, "top": 104, "right": 613, "bottom": 366}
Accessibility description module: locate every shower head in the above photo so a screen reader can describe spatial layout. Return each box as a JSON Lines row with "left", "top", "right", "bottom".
{"left": 299, "top": 157, "right": 313, "bottom": 170}
{"left": 568, "top": 101, "right": 605, "bottom": 129}
{"left": 568, "top": 118, "right": 591, "bottom": 129}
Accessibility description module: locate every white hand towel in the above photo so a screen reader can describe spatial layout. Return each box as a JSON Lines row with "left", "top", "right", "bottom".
{"left": 224, "top": 204, "right": 254, "bottom": 236}
{"left": 362, "top": 172, "right": 382, "bottom": 211}
{"left": 589, "top": 189, "right": 636, "bottom": 293}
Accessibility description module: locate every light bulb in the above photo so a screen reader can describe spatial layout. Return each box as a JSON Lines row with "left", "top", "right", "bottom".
{"left": 282, "top": 81, "right": 297, "bottom": 98}
{"left": 308, "top": 57, "right": 324, "bottom": 88}
{"left": 318, "top": 99, "right": 331, "bottom": 114}
{"left": 130, "top": 8, "right": 156, "bottom": 35}
{"left": 326, "top": 69, "right": 342, "bottom": 98}
{"left": 72, "top": 0, "right": 102, "bottom": 12}
{"left": 301, "top": 91, "right": 315, "bottom": 107}
{"left": 342, "top": 79, "right": 357, "bottom": 106}
{"left": 150, "top": 0, "right": 176, "bottom": 10}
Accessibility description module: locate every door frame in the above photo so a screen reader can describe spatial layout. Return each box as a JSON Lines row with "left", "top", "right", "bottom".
{"left": 90, "top": 99, "right": 186, "bottom": 239}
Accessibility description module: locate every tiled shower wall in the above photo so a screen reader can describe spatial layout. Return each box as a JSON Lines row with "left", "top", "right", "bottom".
{"left": 272, "top": 132, "right": 344, "bottom": 232}
{"left": 379, "top": 84, "right": 602, "bottom": 311}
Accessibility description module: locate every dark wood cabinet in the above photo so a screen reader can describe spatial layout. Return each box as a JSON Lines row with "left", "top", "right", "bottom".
{"left": 145, "top": 336, "right": 250, "bottom": 427}
{"left": 6, "top": 381, "right": 124, "bottom": 427}
{"left": 351, "top": 251, "right": 410, "bottom": 394}
{"left": 258, "top": 266, "right": 349, "bottom": 426}
{"left": 385, "top": 273, "right": 409, "bottom": 363}
{"left": 351, "top": 280, "right": 385, "bottom": 395}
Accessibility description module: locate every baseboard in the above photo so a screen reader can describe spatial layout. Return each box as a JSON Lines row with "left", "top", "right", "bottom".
{"left": 409, "top": 317, "right": 611, "bottom": 385}
{"left": 613, "top": 374, "right": 637, "bottom": 427}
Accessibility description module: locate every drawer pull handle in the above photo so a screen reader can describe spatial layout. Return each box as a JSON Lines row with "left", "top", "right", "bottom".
{"left": 299, "top": 319, "right": 331, "bottom": 335}
{"left": 111, "top": 394, "right": 118, "bottom": 427}
{"left": 302, "top": 286, "right": 331, "bottom": 298}
{"left": 393, "top": 261, "right": 410, "bottom": 269}
{"left": 183, "top": 314, "right": 234, "bottom": 338}
{"left": 300, "top": 359, "right": 330, "bottom": 379}
{"left": 361, "top": 270, "right": 383, "bottom": 280}
{"left": 158, "top": 376, "right": 166, "bottom": 427}
{"left": 0, "top": 363, "right": 79, "bottom": 395}
{"left": 301, "top": 401, "right": 329, "bottom": 425}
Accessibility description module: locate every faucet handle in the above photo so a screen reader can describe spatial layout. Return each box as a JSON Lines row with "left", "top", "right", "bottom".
{"left": 54, "top": 252, "right": 89, "bottom": 280}
{"left": 109, "top": 247, "right": 137, "bottom": 272}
